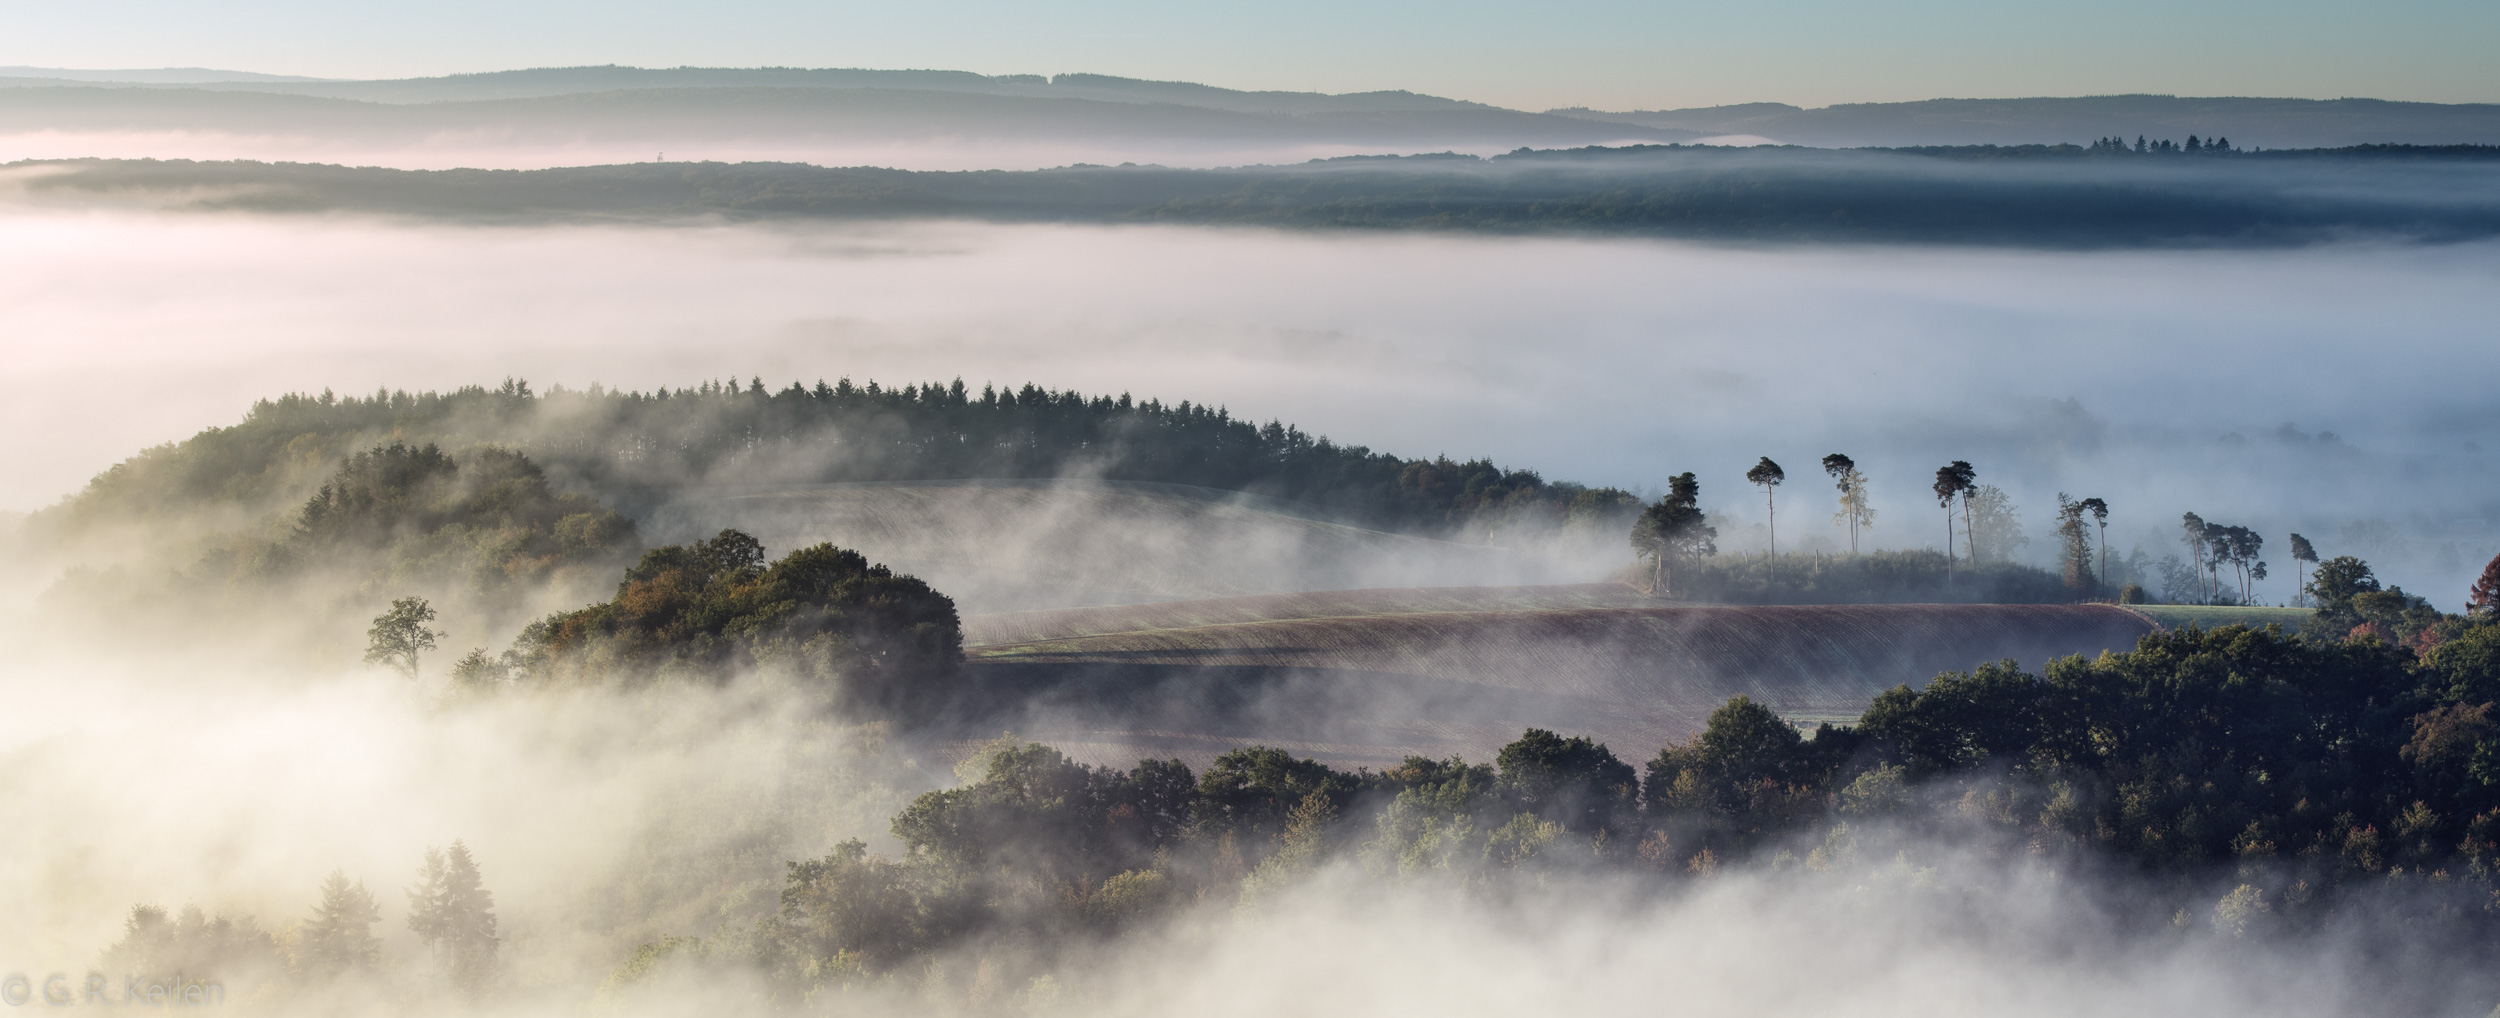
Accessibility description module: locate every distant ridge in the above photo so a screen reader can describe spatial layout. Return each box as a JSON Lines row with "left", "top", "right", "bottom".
{"left": 2, "top": 65, "right": 2496, "bottom": 154}
{"left": 1551, "top": 94, "right": 2500, "bottom": 149}
{"left": 0, "top": 65, "right": 333, "bottom": 84}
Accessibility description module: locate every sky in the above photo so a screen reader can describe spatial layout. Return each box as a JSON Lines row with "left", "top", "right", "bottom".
{"left": 2, "top": 0, "right": 2496, "bottom": 111}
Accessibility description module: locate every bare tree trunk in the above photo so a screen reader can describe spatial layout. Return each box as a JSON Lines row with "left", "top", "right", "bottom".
{"left": 1945, "top": 509, "right": 1956, "bottom": 584}
{"left": 1963, "top": 495, "right": 1978, "bottom": 567}
{"left": 2096, "top": 522, "right": 2108, "bottom": 589}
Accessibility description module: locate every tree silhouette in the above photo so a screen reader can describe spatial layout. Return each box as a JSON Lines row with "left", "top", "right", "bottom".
{"left": 1630, "top": 473, "right": 1716, "bottom": 597}
{"left": 409, "top": 841, "right": 499, "bottom": 992}
{"left": 2077, "top": 497, "right": 2110, "bottom": 589}
{"left": 2289, "top": 533, "right": 2319, "bottom": 606}
{"left": 298, "top": 871, "right": 381, "bottom": 979}
{"left": 1932, "top": 462, "right": 1976, "bottom": 582}
{"left": 1746, "top": 457, "right": 1786, "bottom": 565}
{"left": 365, "top": 596, "right": 443, "bottom": 680}
{"left": 2180, "top": 513, "right": 2211, "bottom": 604}
{"left": 1822, "top": 454, "right": 1872, "bottom": 554}
{"left": 2055, "top": 493, "right": 2094, "bottom": 596}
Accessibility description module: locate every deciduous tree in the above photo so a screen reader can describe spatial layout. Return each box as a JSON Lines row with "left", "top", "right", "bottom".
{"left": 1822, "top": 454, "right": 1873, "bottom": 553}
{"left": 365, "top": 596, "right": 442, "bottom": 680}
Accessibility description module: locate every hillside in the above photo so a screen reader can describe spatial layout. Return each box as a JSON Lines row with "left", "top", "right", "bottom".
{"left": 1554, "top": 95, "right": 2500, "bottom": 149}
{"left": 2129, "top": 604, "right": 2314, "bottom": 631}
{"left": 9, "top": 66, "right": 2500, "bottom": 148}
{"left": 22, "top": 147, "right": 2500, "bottom": 247}
{"left": 953, "top": 593, "right": 2158, "bottom": 767}
{"left": 0, "top": 84, "right": 1685, "bottom": 167}
{"left": 643, "top": 481, "right": 1614, "bottom": 614}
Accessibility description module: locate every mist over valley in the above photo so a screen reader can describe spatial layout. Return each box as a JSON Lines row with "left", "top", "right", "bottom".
{"left": 6, "top": 51, "right": 2500, "bottom": 1018}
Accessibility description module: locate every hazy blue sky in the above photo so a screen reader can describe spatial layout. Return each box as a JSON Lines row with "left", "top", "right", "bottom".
{"left": 4, "top": 0, "right": 2494, "bottom": 110}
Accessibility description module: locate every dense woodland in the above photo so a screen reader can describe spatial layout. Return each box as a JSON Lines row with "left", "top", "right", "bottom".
{"left": 22, "top": 143, "right": 2500, "bottom": 245}
{"left": 581, "top": 556, "right": 2500, "bottom": 1008}
{"left": 33, "top": 379, "right": 1637, "bottom": 551}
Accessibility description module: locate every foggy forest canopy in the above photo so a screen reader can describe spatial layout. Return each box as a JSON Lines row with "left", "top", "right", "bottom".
{"left": 12, "top": 140, "right": 2500, "bottom": 246}
{"left": 8, "top": 366, "right": 2500, "bottom": 1015}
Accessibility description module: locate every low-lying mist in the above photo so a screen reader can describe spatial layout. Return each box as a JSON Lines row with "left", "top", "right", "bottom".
{"left": 2, "top": 204, "right": 2491, "bottom": 603}
{"left": 6, "top": 641, "right": 2495, "bottom": 1017}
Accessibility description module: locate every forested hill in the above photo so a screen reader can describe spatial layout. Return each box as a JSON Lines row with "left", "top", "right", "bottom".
{"left": 38, "top": 378, "right": 1637, "bottom": 544}
{"left": 19, "top": 142, "right": 2500, "bottom": 246}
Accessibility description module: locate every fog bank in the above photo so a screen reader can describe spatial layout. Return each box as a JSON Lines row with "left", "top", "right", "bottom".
{"left": 2, "top": 207, "right": 2493, "bottom": 602}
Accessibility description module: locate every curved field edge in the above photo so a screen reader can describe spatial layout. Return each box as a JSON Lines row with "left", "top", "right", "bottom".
{"left": 2126, "top": 605, "right": 2314, "bottom": 631}
{"left": 961, "top": 582, "right": 1656, "bottom": 645}
{"left": 968, "top": 602, "right": 2158, "bottom": 712}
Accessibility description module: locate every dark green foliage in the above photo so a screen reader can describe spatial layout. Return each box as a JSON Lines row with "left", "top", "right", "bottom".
{"left": 510, "top": 531, "right": 963, "bottom": 718}
{"left": 364, "top": 596, "right": 441, "bottom": 679}
{"left": 1192, "top": 745, "right": 1358, "bottom": 849}
{"left": 33, "top": 146, "right": 2500, "bottom": 247}
{"left": 1629, "top": 472, "right": 1714, "bottom": 596}
{"left": 1674, "top": 549, "right": 2072, "bottom": 604}
{"left": 1859, "top": 661, "right": 2045, "bottom": 774}
{"left": 1494, "top": 729, "right": 1636, "bottom": 835}
{"left": 286, "top": 442, "right": 639, "bottom": 594}
{"left": 2302, "top": 556, "right": 2441, "bottom": 645}
{"left": 1644, "top": 697, "right": 1852, "bottom": 851}
{"left": 677, "top": 605, "right": 2500, "bottom": 995}
{"left": 35, "top": 380, "right": 1636, "bottom": 548}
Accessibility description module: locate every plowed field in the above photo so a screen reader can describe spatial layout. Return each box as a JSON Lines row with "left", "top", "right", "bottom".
{"left": 956, "top": 593, "right": 2157, "bottom": 770}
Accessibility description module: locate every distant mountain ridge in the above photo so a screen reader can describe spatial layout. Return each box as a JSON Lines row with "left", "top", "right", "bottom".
{"left": 0, "top": 64, "right": 1499, "bottom": 114}
{"left": 2, "top": 66, "right": 2496, "bottom": 154}
{"left": 1551, "top": 94, "right": 2500, "bottom": 149}
{"left": 0, "top": 65, "right": 333, "bottom": 84}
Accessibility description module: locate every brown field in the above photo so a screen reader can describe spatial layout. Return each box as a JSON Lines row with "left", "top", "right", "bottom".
{"left": 644, "top": 480, "right": 1601, "bottom": 613}
{"left": 955, "top": 593, "right": 2157, "bottom": 771}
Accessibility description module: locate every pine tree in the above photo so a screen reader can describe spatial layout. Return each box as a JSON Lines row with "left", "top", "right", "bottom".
{"left": 409, "top": 841, "right": 499, "bottom": 992}
{"left": 2289, "top": 534, "right": 2319, "bottom": 606}
{"left": 1746, "top": 457, "right": 1786, "bottom": 565}
{"left": 298, "top": 871, "right": 382, "bottom": 978}
{"left": 2078, "top": 498, "right": 2110, "bottom": 591}
{"left": 1932, "top": 462, "right": 1976, "bottom": 581}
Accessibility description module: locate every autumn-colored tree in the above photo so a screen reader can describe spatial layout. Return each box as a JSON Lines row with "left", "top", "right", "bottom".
{"left": 1822, "top": 454, "right": 1874, "bottom": 554}
{"left": 2470, "top": 551, "right": 2500, "bottom": 618}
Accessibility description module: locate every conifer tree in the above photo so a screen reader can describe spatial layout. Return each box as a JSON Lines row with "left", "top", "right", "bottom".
{"left": 2077, "top": 498, "right": 2110, "bottom": 589}
{"left": 1746, "top": 457, "right": 1786, "bottom": 564}
{"left": 1932, "top": 462, "right": 1976, "bottom": 582}
{"left": 408, "top": 841, "right": 500, "bottom": 992}
{"left": 298, "top": 871, "right": 382, "bottom": 978}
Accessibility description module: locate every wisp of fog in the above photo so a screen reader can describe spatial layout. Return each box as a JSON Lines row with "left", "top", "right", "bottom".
{"left": 0, "top": 204, "right": 2492, "bottom": 602}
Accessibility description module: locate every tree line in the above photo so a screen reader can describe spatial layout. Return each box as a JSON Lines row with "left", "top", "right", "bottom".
{"left": 36, "top": 378, "right": 1642, "bottom": 548}
{"left": 96, "top": 842, "right": 499, "bottom": 1004}
{"left": 1631, "top": 455, "right": 2117, "bottom": 602}
{"left": 605, "top": 559, "right": 2500, "bottom": 1005}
